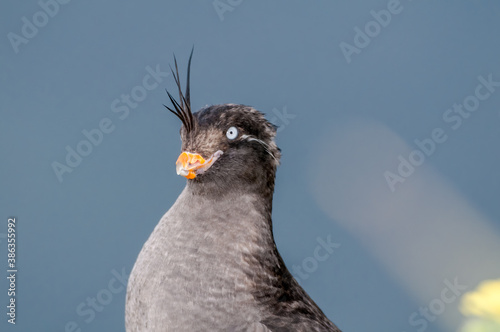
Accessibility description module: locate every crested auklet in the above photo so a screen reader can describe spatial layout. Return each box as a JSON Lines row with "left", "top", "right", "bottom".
{"left": 125, "top": 50, "right": 341, "bottom": 332}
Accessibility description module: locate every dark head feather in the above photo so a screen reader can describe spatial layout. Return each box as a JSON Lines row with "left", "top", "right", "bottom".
{"left": 163, "top": 47, "right": 195, "bottom": 132}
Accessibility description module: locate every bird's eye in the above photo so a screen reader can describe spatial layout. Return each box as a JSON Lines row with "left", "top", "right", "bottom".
{"left": 226, "top": 126, "right": 238, "bottom": 140}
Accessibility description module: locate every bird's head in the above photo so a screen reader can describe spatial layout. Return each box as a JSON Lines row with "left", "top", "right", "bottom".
{"left": 164, "top": 50, "right": 281, "bottom": 195}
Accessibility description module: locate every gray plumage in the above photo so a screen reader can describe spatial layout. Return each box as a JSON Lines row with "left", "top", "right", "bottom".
{"left": 125, "top": 52, "right": 341, "bottom": 332}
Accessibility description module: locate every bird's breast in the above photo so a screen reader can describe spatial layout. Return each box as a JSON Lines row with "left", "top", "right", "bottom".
{"left": 126, "top": 187, "right": 272, "bottom": 331}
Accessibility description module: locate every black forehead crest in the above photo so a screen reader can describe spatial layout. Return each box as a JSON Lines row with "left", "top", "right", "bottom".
{"left": 194, "top": 104, "right": 277, "bottom": 139}
{"left": 163, "top": 47, "right": 195, "bottom": 133}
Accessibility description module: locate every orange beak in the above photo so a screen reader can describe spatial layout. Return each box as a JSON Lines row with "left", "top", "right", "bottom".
{"left": 175, "top": 150, "right": 223, "bottom": 179}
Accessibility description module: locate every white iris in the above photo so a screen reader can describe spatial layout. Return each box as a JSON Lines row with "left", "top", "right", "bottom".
{"left": 226, "top": 126, "right": 238, "bottom": 140}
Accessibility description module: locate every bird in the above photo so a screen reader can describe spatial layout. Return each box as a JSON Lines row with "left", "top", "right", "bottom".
{"left": 125, "top": 49, "right": 342, "bottom": 332}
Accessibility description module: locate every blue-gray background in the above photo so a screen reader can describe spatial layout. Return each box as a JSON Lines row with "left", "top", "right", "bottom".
{"left": 1, "top": 1, "right": 500, "bottom": 331}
